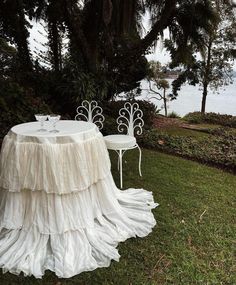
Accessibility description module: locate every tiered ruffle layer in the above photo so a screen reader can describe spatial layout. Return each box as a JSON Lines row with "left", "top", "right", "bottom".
{"left": 0, "top": 131, "right": 110, "bottom": 193}
{"left": 0, "top": 174, "right": 157, "bottom": 278}
{"left": 0, "top": 126, "right": 158, "bottom": 278}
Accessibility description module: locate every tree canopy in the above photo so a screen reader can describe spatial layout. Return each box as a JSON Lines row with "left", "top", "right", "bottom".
{"left": 166, "top": 0, "right": 236, "bottom": 113}
{"left": 0, "top": 0, "right": 230, "bottom": 115}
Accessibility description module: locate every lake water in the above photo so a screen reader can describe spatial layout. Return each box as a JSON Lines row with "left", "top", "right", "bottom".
{"left": 139, "top": 79, "right": 236, "bottom": 117}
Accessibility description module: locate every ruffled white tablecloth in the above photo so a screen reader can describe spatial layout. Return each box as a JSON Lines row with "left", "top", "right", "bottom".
{"left": 0, "top": 120, "right": 158, "bottom": 278}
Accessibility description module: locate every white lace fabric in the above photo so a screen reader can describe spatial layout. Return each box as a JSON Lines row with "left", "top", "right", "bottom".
{"left": 0, "top": 120, "right": 158, "bottom": 278}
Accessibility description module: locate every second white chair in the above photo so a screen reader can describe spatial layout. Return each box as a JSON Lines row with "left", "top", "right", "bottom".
{"left": 104, "top": 102, "right": 144, "bottom": 189}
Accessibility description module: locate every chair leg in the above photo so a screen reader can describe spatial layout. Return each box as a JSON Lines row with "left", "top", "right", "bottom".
{"left": 119, "top": 149, "right": 123, "bottom": 189}
{"left": 137, "top": 144, "right": 142, "bottom": 177}
{"left": 117, "top": 154, "right": 120, "bottom": 171}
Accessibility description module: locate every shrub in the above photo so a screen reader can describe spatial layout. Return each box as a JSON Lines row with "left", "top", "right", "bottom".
{"left": 184, "top": 112, "right": 236, "bottom": 128}
{"left": 183, "top": 112, "right": 204, "bottom": 124}
{"left": 140, "top": 129, "right": 236, "bottom": 172}
{"left": 167, "top": 111, "right": 181, "bottom": 118}
{"left": 0, "top": 81, "right": 51, "bottom": 140}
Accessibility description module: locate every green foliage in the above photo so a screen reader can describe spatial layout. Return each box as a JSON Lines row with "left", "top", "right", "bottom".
{"left": 0, "top": 0, "right": 224, "bottom": 112}
{"left": 167, "top": 111, "right": 180, "bottom": 118}
{"left": 0, "top": 0, "right": 33, "bottom": 71}
{"left": 0, "top": 37, "right": 17, "bottom": 75}
{"left": 184, "top": 112, "right": 236, "bottom": 128}
{"left": 147, "top": 61, "right": 164, "bottom": 80}
{"left": 140, "top": 128, "right": 236, "bottom": 172}
{"left": 0, "top": 81, "right": 51, "bottom": 140}
{"left": 57, "top": 59, "right": 114, "bottom": 102}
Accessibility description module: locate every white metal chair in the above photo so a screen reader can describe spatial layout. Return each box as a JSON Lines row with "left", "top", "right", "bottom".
{"left": 75, "top": 100, "right": 105, "bottom": 130}
{"left": 104, "top": 102, "right": 144, "bottom": 189}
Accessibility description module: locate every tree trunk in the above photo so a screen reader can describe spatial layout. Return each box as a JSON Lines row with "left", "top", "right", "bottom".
{"left": 163, "top": 88, "right": 168, "bottom": 117}
{"left": 48, "top": 19, "right": 61, "bottom": 72}
{"left": 15, "top": 0, "right": 32, "bottom": 71}
{"left": 201, "top": 39, "right": 212, "bottom": 114}
{"left": 201, "top": 83, "right": 208, "bottom": 113}
{"left": 63, "top": 0, "right": 94, "bottom": 71}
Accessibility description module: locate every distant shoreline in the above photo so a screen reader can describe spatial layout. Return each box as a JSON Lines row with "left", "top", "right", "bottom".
{"left": 140, "top": 80, "right": 236, "bottom": 116}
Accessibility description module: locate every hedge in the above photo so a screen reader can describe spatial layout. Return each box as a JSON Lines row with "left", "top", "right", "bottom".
{"left": 140, "top": 129, "right": 236, "bottom": 172}
{"left": 184, "top": 112, "right": 236, "bottom": 128}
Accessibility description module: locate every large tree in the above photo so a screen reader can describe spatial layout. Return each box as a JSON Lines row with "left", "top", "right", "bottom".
{"left": 0, "top": 0, "right": 220, "bottom": 107}
{"left": 166, "top": 0, "right": 236, "bottom": 113}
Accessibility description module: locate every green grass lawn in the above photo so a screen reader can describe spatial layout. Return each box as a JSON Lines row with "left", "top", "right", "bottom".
{"left": 0, "top": 150, "right": 235, "bottom": 285}
{"left": 158, "top": 126, "right": 210, "bottom": 139}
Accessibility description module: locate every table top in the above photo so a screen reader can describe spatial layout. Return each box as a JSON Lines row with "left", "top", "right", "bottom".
{"left": 11, "top": 120, "right": 96, "bottom": 138}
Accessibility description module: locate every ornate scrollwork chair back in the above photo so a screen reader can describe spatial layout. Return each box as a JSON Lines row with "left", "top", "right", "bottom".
{"left": 117, "top": 102, "right": 144, "bottom": 137}
{"left": 75, "top": 100, "right": 105, "bottom": 130}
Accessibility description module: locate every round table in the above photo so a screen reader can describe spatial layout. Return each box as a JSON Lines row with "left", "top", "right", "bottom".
{"left": 0, "top": 120, "right": 157, "bottom": 278}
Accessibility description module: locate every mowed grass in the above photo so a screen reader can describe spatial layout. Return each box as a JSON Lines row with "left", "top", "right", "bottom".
{"left": 158, "top": 126, "right": 210, "bottom": 139}
{"left": 0, "top": 150, "right": 235, "bottom": 285}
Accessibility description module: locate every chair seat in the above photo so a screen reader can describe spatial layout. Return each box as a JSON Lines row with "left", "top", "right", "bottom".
{"left": 104, "top": 134, "right": 136, "bottom": 150}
